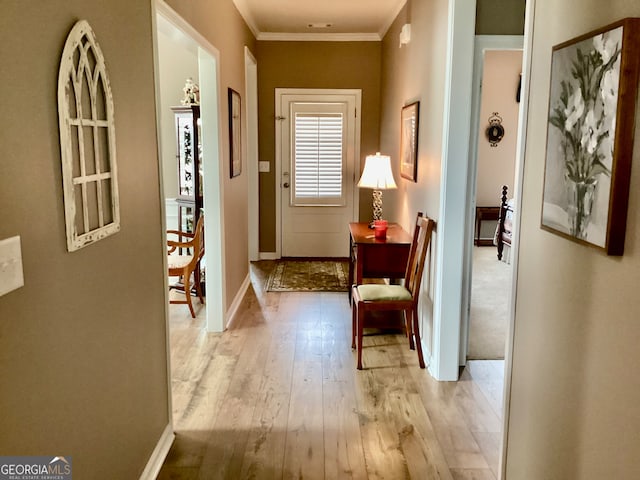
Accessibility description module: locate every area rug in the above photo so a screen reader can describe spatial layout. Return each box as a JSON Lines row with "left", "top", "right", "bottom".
{"left": 265, "top": 260, "right": 350, "bottom": 292}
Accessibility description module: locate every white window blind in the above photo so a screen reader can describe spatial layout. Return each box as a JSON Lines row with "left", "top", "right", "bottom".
{"left": 293, "top": 113, "right": 345, "bottom": 205}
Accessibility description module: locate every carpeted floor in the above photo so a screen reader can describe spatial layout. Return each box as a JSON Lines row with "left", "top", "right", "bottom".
{"left": 468, "top": 246, "right": 512, "bottom": 359}
{"left": 265, "top": 259, "right": 350, "bottom": 292}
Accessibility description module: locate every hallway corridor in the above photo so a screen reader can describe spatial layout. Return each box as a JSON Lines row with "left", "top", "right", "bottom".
{"left": 158, "top": 262, "right": 504, "bottom": 479}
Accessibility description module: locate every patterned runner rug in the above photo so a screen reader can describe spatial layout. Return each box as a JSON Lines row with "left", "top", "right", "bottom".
{"left": 265, "top": 260, "right": 350, "bottom": 292}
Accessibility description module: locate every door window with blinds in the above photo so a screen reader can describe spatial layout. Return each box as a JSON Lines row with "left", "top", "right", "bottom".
{"left": 290, "top": 102, "right": 348, "bottom": 206}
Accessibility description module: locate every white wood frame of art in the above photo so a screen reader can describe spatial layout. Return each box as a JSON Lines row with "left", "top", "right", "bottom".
{"left": 58, "top": 20, "right": 120, "bottom": 252}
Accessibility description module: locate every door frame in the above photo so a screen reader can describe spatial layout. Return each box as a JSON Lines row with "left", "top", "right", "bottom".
{"left": 154, "top": 0, "right": 226, "bottom": 334}
{"left": 432, "top": 0, "right": 477, "bottom": 381}
{"left": 245, "top": 47, "right": 259, "bottom": 262}
{"left": 459, "top": 34, "right": 524, "bottom": 362}
{"left": 499, "top": 1, "right": 535, "bottom": 476}
{"left": 274, "top": 88, "right": 362, "bottom": 258}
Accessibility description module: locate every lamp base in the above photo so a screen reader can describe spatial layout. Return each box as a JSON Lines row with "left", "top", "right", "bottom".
{"left": 372, "top": 189, "right": 383, "bottom": 221}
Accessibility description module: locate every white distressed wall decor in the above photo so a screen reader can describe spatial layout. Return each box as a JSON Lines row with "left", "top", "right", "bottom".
{"left": 58, "top": 20, "right": 120, "bottom": 252}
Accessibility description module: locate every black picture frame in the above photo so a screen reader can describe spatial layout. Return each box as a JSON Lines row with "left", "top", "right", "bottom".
{"left": 400, "top": 101, "right": 419, "bottom": 182}
{"left": 228, "top": 88, "right": 241, "bottom": 178}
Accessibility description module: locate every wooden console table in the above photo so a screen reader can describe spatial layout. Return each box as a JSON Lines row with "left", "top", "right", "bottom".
{"left": 348, "top": 222, "right": 412, "bottom": 300}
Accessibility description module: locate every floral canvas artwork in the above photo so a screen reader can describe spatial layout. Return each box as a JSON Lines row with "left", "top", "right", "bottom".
{"left": 541, "top": 19, "right": 640, "bottom": 255}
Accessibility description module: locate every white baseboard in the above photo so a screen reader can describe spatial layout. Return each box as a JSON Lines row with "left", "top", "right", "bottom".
{"left": 139, "top": 423, "right": 174, "bottom": 479}
{"left": 225, "top": 273, "right": 251, "bottom": 329}
{"left": 259, "top": 252, "right": 279, "bottom": 260}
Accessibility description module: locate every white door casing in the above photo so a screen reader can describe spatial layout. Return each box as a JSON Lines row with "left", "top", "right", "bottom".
{"left": 276, "top": 89, "right": 361, "bottom": 257}
{"left": 154, "top": 1, "right": 226, "bottom": 334}
{"left": 460, "top": 35, "right": 524, "bottom": 362}
{"left": 245, "top": 47, "right": 259, "bottom": 262}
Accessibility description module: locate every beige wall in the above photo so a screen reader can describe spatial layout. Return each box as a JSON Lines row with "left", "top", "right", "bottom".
{"left": 166, "top": 0, "right": 256, "bottom": 307}
{"left": 0, "top": 1, "right": 169, "bottom": 477}
{"left": 255, "top": 41, "right": 382, "bottom": 252}
{"left": 476, "top": 49, "right": 522, "bottom": 206}
{"left": 379, "top": 0, "right": 450, "bottom": 357}
{"left": 476, "top": 0, "right": 526, "bottom": 35}
{"left": 506, "top": 1, "right": 640, "bottom": 478}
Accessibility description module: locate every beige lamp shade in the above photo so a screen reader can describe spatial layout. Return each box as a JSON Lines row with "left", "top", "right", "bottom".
{"left": 357, "top": 152, "right": 398, "bottom": 190}
{"left": 358, "top": 152, "right": 397, "bottom": 222}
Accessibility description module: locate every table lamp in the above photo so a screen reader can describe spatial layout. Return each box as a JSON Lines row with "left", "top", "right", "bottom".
{"left": 357, "top": 152, "right": 397, "bottom": 226}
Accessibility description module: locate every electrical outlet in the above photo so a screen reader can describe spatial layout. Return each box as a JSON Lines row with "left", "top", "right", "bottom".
{"left": 0, "top": 236, "right": 24, "bottom": 297}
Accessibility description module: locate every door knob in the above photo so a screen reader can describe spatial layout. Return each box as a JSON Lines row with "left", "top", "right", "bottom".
{"left": 283, "top": 182, "right": 290, "bottom": 188}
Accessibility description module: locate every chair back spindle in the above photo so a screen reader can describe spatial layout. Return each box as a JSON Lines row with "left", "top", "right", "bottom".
{"left": 405, "top": 214, "right": 434, "bottom": 301}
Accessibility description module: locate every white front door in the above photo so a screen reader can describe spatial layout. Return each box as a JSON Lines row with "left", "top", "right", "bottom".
{"left": 277, "top": 89, "right": 360, "bottom": 257}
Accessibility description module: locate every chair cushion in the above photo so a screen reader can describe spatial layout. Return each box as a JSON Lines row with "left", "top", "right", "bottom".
{"left": 168, "top": 254, "right": 192, "bottom": 269}
{"left": 356, "top": 284, "right": 412, "bottom": 301}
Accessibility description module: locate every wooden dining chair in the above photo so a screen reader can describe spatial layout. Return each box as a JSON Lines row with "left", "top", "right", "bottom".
{"left": 351, "top": 213, "right": 435, "bottom": 370}
{"left": 167, "top": 214, "right": 205, "bottom": 318}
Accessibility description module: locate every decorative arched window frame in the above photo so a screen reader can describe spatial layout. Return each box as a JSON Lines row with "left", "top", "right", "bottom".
{"left": 58, "top": 20, "right": 120, "bottom": 252}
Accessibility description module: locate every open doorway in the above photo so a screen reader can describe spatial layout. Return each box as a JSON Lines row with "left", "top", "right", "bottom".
{"left": 154, "top": 1, "right": 226, "bottom": 333}
{"left": 468, "top": 43, "right": 523, "bottom": 360}
{"left": 155, "top": 14, "right": 200, "bottom": 234}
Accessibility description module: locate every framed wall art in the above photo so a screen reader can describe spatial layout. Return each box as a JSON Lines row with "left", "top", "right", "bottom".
{"left": 541, "top": 18, "right": 640, "bottom": 255}
{"left": 228, "top": 87, "right": 242, "bottom": 178}
{"left": 400, "top": 101, "right": 419, "bottom": 182}
{"left": 58, "top": 20, "right": 120, "bottom": 252}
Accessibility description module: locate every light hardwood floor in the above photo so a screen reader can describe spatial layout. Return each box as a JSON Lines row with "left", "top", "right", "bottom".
{"left": 158, "top": 262, "right": 504, "bottom": 480}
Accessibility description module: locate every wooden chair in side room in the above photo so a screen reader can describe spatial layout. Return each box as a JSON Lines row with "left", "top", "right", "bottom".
{"left": 351, "top": 213, "right": 435, "bottom": 370}
{"left": 167, "top": 215, "right": 205, "bottom": 318}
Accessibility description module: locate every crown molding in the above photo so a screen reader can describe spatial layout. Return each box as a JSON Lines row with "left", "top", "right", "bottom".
{"left": 257, "top": 32, "right": 382, "bottom": 42}
{"left": 232, "top": 0, "right": 406, "bottom": 42}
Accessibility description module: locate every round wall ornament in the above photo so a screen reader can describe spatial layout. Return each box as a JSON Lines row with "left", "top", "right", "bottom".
{"left": 486, "top": 112, "right": 504, "bottom": 147}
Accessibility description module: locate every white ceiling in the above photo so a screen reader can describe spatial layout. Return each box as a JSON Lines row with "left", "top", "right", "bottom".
{"left": 232, "top": 0, "right": 407, "bottom": 40}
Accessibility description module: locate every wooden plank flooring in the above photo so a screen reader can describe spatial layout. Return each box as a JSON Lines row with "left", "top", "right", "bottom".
{"left": 158, "top": 262, "right": 504, "bottom": 479}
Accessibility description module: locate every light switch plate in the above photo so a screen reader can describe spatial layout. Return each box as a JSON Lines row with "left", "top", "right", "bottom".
{"left": 0, "top": 236, "right": 24, "bottom": 297}
{"left": 259, "top": 161, "right": 270, "bottom": 173}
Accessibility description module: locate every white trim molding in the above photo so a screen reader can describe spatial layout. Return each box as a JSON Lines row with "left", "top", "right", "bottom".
{"left": 139, "top": 423, "right": 174, "bottom": 480}
{"left": 154, "top": 0, "right": 227, "bottom": 332}
{"left": 459, "top": 34, "right": 525, "bottom": 364}
{"left": 500, "top": 1, "right": 536, "bottom": 477}
{"left": 257, "top": 32, "right": 381, "bottom": 42}
{"left": 245, "top": 47, "right": 260, "bottom": 262}
{"left": 432, "top": 0, "right": 477, "bottom": 381}
{"left": 225, "top": 273, "right": 252, "bottom": 329}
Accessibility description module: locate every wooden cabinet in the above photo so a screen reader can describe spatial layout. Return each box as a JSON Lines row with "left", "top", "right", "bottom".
{"left": 172, "top": 105, "right": 205, "bottom": 294}
{"left": 172, "top": 105, "right": 202, "bottom": 233}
